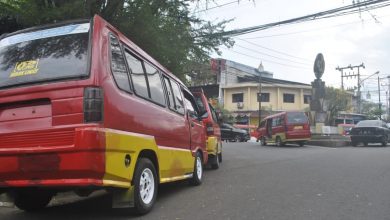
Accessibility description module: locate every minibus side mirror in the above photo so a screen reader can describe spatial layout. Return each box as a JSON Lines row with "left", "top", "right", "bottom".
{"left": 217, "top": 112, "right": 223, "bottom": 123}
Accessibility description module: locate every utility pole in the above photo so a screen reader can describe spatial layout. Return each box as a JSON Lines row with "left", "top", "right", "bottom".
{"left": 258, "top": 72, "right": 262, "bottom": 126}
{"left": 378, "top": 76, "right": 382, "bottom": 120}
{"left": 388, "top": 76, "right": 390, "bottom": 120}
{"left": 335, "top": 63, "right": 365, "bottom": 112}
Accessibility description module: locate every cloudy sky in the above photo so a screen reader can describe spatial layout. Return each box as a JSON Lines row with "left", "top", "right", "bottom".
{"left": 193, "top": 0, "right": 390, "bottom": 103}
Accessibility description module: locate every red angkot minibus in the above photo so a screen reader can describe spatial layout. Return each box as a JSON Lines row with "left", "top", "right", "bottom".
{"left": 257, "top": 111, "right": 311, "bottom": 147}
{"left": 0, "top": 15, "right": 207, "bottom": 214}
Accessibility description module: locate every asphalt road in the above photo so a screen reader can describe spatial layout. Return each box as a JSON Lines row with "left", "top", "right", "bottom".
{"left": 2, "top": 142, "right": 390, "bottom": 220}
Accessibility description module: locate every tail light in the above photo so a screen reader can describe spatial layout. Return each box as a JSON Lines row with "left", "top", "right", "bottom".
{"left": 84, "top": 87, "right": 104, "bottom": 123}
{"left": 206, "top": 123, "right": 214, "bottom": 135}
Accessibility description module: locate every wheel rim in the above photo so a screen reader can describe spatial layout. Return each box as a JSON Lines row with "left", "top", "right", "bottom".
{"left": 139, "top": 168, "right": 155, "bottom": 205}
{"left": 196, "top": 157, "right": 202, "bottom": 179}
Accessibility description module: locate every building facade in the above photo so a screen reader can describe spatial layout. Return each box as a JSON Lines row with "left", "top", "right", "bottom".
{"left": 213, "top": 59, "right": 312, "bottom": 126}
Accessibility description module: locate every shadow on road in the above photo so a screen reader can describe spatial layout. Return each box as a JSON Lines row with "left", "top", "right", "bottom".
{"left": 2, "top": 179, "right": 198, "bottom": 219}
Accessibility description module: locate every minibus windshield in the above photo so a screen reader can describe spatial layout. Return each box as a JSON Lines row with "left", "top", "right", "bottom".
{"left": 0, "top": 23, "right": 90, "bottom": 89}
{"left": 286, "top": 112, "right": 308, "bottom": 124}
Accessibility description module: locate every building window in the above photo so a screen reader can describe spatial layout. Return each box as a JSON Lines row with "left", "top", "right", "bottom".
{"left": 304, "top": 95, "right": 311, "bottom": 104}
{"left": 232, "top": 93, "right": 243, "bottom": 103}
{"left": 283, "top": 93, "right": 295, "bottom": 103}
{"left": 258, "top": 92, "right": 270, "bottom": 102}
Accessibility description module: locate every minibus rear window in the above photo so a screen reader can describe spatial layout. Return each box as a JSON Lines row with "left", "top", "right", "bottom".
{"left": 0, "top": 23, "right": 90, "bottom": 89}
{"left": 287, "top": 112, "right": 308, "bottom": 124}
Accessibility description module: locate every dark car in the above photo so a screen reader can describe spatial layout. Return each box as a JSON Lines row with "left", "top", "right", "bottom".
{"left": 220, "top": 123, "right": 250, "bottom": 142}
{"left": 350, "top": 120, "right": 390, "bottom": 146}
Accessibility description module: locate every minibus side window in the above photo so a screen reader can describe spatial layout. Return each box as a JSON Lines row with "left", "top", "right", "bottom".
{"left": 144, "top": 62, "right": 165, "bottom": 106}
{"left": 124, "top": 51, "right": 149, "bottom": 98}
{"left": 163, "top": 76, "right": 176, "bottom": 110}
{"left": 170, "top": 81, "right": 185, "bottom": 115}
{"left": 109, "top": 34, "right": 131, "bottom": 92}
{"left": 272, "top": 118, "right": 277, "bottom": 127}
{"left": 183, "top": 90, "right": 199, "bottom": 119}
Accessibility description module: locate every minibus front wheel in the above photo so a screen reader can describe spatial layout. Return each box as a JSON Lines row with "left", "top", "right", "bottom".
{"left": 275, "top": 136, "right": 284, "bottom": 147}
{"left": 190, "top": 152, "right": 203, "bottom": 186}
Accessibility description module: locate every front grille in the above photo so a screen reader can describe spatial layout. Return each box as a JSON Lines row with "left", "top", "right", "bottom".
{"left": 0, "top": 128, "right": 75, "bottom": 149}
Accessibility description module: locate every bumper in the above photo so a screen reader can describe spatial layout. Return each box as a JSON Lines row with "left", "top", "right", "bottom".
{"left": 0, "top": 126, "right": 140, "bottom": 189}
{"left": 351, "top": 135, "right": 384, "bottom": 143}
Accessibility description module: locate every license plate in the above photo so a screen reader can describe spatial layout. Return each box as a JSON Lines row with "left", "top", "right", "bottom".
{"left": 294, "top": 126, "right": 303, "bottom": 130}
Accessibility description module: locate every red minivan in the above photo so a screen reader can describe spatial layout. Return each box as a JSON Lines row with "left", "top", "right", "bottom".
{"left": 257, "top": 111, "right": 311, "bottom": 146}
{"left": 191, "top": 88, "right": 222, "bottom": 169}
{"left": 0, "top": 15, "right": 207, "bottom": 214}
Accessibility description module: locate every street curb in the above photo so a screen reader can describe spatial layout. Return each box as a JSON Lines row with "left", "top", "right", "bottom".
{"left": 307, "top": 140, "right": 351, "bottom": 147}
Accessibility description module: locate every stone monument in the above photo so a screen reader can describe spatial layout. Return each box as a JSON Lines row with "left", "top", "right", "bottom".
{"left": 310, "top": 53, "right": 327, "bottom": 133}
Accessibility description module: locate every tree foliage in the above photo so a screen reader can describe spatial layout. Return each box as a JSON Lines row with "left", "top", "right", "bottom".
{"left": 324, "top": 87, "right": 351, "bottom": 126}
{"left": 361, "top": 100, "right": 385, "bottom": 120}
{"left": 0, "top": 0, "right": 234, "bottom": 82}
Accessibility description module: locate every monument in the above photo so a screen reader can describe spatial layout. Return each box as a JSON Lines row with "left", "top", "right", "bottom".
{"left": 310, "top": 53, "right": 327, "bottom": 133}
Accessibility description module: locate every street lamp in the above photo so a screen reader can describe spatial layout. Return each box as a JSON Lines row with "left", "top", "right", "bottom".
{"left": 359, "top": 71, "right": 379, "bottom": 113}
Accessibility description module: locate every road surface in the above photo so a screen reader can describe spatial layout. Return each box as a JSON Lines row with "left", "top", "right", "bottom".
{"left": 2, "top": 142, "right": 390, "bottom": 220}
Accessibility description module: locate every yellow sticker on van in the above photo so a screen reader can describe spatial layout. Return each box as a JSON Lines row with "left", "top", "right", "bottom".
{"left": 9, "top": 60, "right": 39, "bottom": 77}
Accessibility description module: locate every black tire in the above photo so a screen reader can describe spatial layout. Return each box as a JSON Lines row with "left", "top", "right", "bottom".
{"left": 133, "top": 158, "right": 158, "bottom": 215}
{"left": 210, "top": 153, "right": 220, "bottom": 170}
{"left": 235, "top": 135, "right": 241, "bottom": 142}
{"left": 189, "top": 152, "right": 203, "bottom": 186}
{"left": 218, "top": 152, "right": 222, "bottom": 163}
{"left": 364, "top": 142, "right": 368, "bottom": 146}
{"left": 382, "top": 136, "right": 387, "bottom": 146}
{"left": 14, "top": 190, "right": 53, "bottom": 212}
{"left": 351, "top": 141, "right": 357, "bottom": 147}
{"left": 261, "top": 137, "right": 267, "bottom": 146}
{"left": 275, "top": 136, "right": 283, "bottom": 147}
{"left": 298, "top": 141, "right": 305, "bottom": 147}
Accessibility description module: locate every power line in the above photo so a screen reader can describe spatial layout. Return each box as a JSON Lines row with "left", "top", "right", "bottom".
{"left": 242, "top": 13, "right": 390, "bottom": 39}
{"left": 234, "top": 44, "right": 311, "bottom": 66}
{"left": 226, "top": 49, "right": 312, "bottom": 70}
{"left": 196, "top": 0, "right": 390, "bottom": 38}
{"left": 236, "top": 38, "right": 312, "bottom": 62}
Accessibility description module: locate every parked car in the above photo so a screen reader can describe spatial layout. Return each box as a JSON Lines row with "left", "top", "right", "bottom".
{"left": 234, "top": 124, "right": 259, "bottom": 140}
{"left": 191, "top": 88, "right": 222, "bottom": 169}
{"left": 220, "top": 123, "right": 250, "bottom": 142}
{"left": 0, "top": 15, "right": 207, "bottom": 214}
{"left": 257, "top": 111, "right": 311, "bottom": 146}
{"left": 350, "top": 120, "right": 390, "bottom": 146}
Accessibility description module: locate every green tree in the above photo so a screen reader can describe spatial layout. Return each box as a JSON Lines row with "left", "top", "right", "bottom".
{"left": 324, "top": 87, "right": 351, "bottom": 126}
{"left": 361, "top": 100, "right": 385, "bottom": 120}
{"left": 0, "top": 0, "right": 234, "bottom": 82}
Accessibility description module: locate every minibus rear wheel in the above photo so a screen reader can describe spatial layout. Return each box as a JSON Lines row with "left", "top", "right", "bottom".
{"left": 210, "top": 153, "right": 220, "bottom": 170}
{"left": 14, "top": 189, "right": 53, "bottom": 212}
{"left": 190, "top": 152, "right": 203, "bottom": 186}
{"left": 261, "top": 137, "right": 267, "bottom": 146}
{"left": 133, "top": 158, "right": 158, "bottom": 215}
